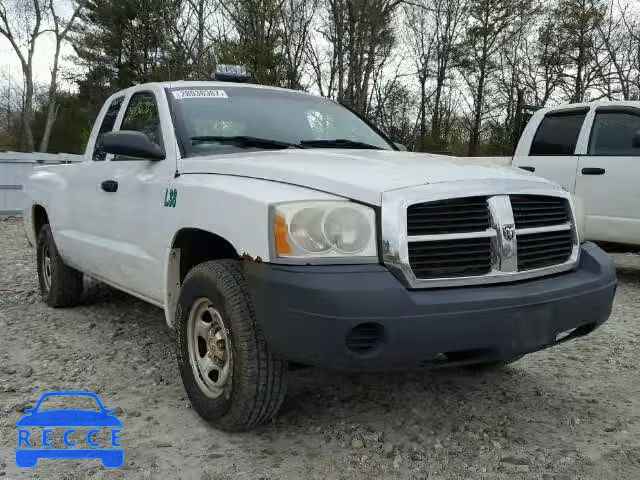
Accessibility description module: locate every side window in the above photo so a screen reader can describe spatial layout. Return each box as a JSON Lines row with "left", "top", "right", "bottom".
{"left": 588, "top": 112, "right": 640, "bottom": 156}
{"left": 529, "top": 112, "right": 587, "bottom": 156}
{"left": 92, "top": 96, "right": 123, "bottom": 161}
{"left": 120, "top": 92, "right": 163, "bottom": 148}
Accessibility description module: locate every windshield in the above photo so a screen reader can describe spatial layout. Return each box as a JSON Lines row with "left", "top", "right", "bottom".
{"left": 168, "top": 86, "right": 394, "bottom": 157}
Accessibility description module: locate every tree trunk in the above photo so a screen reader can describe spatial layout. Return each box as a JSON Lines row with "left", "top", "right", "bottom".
{"left": 39, "top": 99, "right": 57, "bottom": 153}
{"left": 334, "top": 0, "right": 345, "bottom": 102}
{"left": 511, "top": 88, "right": 524, "bottom": 151}
{"left": 22, "top": 70, "right": 35, "bottom": 152}
{"left": 196, "top": 0, "right": 205, "bottom": 77}
{"left": 431, "top": 63, "right": 445, "bottom": 149}
{"left": 468, "top": 60, "right": 487, "bottom": 157}
{"left": 40, "top": 39, "right": 62, "bottom": 153}
{"left": 419, "top": 75, "right": 426, "bottom": 151}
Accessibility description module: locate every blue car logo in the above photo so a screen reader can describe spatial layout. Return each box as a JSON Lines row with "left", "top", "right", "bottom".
{"left": 15, "top": 391, "right": 123, "bottom": 468}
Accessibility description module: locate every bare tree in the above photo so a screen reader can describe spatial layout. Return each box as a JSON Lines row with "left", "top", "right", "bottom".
{"left": 556, "top": 0, "right": 607, "bottom": 102}
{"left": 403, "top": 1, "right": 434, "bottom": 150}
{"left": 305, "top": 26, "right": 337, "bottom": 97}
{"left": 429, "top": 0, "right": 466, "bottom": 150}
{"left": 594, "top": 0, "right": 638, "bottom": 100}
{"left": 619, "top": 2, "right": 640, "bottom": 99}
{"left": 370, "top": 75, "right": 417, "bottom": 147}
{"left": 327, "top": 0, "right": 347, "bottom": 100}
{"left": 461, "top": 0, "right": 531, "bottom": 156}
{"left": 0, "top": 0, "right": 46, "bottom": 151}
{"left": 279, "top": 0, "right": 318, "bottom": 89}
{"left": 39, "top": 0, "right": 81, "bottom": 152}
{"left": 344, "top": 0, "right": 402, "bottom": 113}
{"left": 164, "top": 0, "right": 218, "bottom": 79}
{"left": 0, "top": 72, "right": 26, "bottom": 149}
{"left": 310, "top": 0, "right": 402, "bottom": 114}
{"left": 518, "top": 12, "right": 565, "bottom": 106}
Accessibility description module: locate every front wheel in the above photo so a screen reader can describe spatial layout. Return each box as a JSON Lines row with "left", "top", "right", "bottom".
{"left": 175, "top": 260, "right": 287, "bottom": 431}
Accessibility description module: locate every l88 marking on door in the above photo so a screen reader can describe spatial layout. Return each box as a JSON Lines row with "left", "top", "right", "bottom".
{"left": 164, "top": 188, "right": 177, "bottom": 208}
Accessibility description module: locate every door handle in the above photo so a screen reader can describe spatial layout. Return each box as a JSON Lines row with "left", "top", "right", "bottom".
{"left": 101, "top": 180, "right": 118, "bottom": 192}
{"left": 518, "top": 166, "right": 535, "bottom": 172}
{"left": 581, "top": 167, "right": 605, "bottom": 175}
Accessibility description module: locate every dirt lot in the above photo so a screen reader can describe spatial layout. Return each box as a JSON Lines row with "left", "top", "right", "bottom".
{"left": 1, "top": 217, "right": 640, "bottom": 479}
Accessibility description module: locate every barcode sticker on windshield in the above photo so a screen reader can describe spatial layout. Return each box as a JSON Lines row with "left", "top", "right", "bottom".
{"left": 172, "top": 89, "right": 228, "bottom": 100}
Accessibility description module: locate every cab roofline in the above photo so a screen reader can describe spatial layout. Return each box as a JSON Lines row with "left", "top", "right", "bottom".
{"left": 538, "top": 99, "right": 640, "bottom": 114}
{"left": 160, "top": 80, "right": 319, "bottom": 97}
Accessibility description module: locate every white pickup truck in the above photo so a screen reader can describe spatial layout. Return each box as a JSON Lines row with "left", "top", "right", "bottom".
{"left": 24, "top": 74, "right": 617, "bottom": 431}
{"left": 512, "top": 101, "right": 640, "bottom": 246}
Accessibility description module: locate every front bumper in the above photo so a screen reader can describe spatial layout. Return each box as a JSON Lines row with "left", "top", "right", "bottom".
{"left": 245, "top": 243, "right": 616, "bottom": 371}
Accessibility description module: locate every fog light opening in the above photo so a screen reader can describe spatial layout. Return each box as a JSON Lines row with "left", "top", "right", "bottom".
{"left": 346, "top": 323, "right": 385, "bottom": 355}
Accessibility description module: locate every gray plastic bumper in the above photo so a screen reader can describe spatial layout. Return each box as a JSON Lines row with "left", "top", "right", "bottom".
{"left": 245, "top": 243, "right": 616, "bottom": 371}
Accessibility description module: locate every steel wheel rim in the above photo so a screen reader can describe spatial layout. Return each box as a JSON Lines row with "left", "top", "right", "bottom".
{"left": 187, "top": 298, "right": 232, "bottom": 399}
{"left": 41, "top": 244, "right": 52, "bottom": 291}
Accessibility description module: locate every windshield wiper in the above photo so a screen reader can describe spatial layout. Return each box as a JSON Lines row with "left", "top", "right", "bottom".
{"left": 299, "top": 138, "right": 384, "bottom": 150}
{"left": 190, "top": 135, "right": 303, "bottom": 149}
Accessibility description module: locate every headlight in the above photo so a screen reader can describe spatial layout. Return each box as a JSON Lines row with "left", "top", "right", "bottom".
{"left": 571, "top": 194, "right": 586, "bottom": 243}
{"left": 272, "top": 201, "right": 377, "bottom": 260}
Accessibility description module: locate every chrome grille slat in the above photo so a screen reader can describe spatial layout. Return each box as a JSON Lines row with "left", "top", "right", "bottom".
{"left": 408, "top": 229, "right": 496, "bottom": 242}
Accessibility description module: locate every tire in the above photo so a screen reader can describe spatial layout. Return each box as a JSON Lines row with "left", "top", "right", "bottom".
{"left": 36, "top": 225, "right": 83, "bottom": 307}
{"left": 175, "top": 259, "right": 287, "bottom": 431}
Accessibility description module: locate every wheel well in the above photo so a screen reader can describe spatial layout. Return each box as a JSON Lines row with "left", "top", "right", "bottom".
{"left": 171, "top": 228, "right": 239, "bottom": 282}
{"left": 33, "top": 205, "right": 49, "bottom": 237}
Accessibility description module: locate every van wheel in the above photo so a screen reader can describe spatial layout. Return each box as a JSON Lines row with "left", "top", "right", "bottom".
{"left": 175, "top": 260, "right": 287, "bottom": 431}
{"left": 36, "top": 225, "right": 83, "bottom": 307}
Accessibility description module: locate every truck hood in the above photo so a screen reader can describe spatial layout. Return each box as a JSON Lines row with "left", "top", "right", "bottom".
{"left": 179, "top": 149, "right": 548, "bottom": 205}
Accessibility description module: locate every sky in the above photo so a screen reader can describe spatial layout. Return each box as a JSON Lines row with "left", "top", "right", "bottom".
{"left": 0, "top": 0, "right": 77, "bottom": 90}
{"left": 0, "top": 34, "right": 75, "bottom": 85}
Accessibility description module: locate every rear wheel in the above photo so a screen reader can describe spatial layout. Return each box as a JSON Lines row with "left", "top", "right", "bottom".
{"left": 36, "top": 225, "right": 83, "bottom": 307}
{"left": 175, "top": 260, "right": 287, "bottom": 431}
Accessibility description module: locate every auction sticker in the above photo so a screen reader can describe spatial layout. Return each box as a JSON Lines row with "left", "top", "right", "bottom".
{"left": 172, "top": 89, "right": 228, "bottom": 100}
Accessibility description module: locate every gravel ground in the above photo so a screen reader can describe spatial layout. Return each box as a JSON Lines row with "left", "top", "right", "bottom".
{"left": 1, "top": 217, "right": 640, "bottom": 479}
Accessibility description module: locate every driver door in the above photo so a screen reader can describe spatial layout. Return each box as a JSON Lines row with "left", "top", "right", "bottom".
{"left": 99, "top": 89, "right": 177, "bottom": 303}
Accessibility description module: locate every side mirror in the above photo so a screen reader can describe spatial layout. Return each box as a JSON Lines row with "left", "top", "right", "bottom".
{"left": 102, "top": 130, "right": 165, "bottom": 160}
{"left": 633, "top": 130, "right": 640, "bottom": 148}
{"left": 394, "top": 142, "right": 408, "bottom": 151}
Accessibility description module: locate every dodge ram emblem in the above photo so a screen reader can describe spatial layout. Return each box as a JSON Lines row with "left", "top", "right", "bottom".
{"left": 502, "top": 224, "right": 516, "bottom": 241}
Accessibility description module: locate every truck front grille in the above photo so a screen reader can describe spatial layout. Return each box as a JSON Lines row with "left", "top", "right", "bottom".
{"left": 408, "top": 237, "right": 492, "bottom": 279}
{"left": 407, "top": 196, "right": 489, "bottom": 235}
{"left": 398, "top": 193, "right": 578, "bottom": 286}
{"left": 511, "top": 195, "right": 570, "bottom": 228}
{"left": 517, "top": 230, "right": 573, "bottom": 271}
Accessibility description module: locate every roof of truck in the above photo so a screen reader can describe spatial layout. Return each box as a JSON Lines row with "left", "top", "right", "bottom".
{"left": 150, "top": 80, "right": 318, "bottom": 97}
{"left": 541, "top": 100, "right": 640, "bottom": 112}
